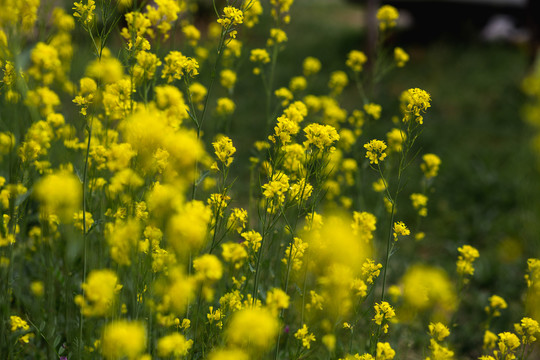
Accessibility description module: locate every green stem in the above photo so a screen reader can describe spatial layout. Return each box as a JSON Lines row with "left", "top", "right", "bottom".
{"left": 265, "top": 43, "right": 280, "bottom": 133}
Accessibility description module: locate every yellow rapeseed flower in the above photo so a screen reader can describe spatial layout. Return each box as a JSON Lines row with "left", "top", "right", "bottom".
{"left": 303, "top": 123, "right": 340, "bottom": 150}
{"left": 74, "top": 269, "right": 122, "bottom": 317}
{"left": 34, "top": 170, "right": 81, "bottom": 222}
{"left": 303, "top": 56, "right": 322, "bottom": 76}
{"left": 394, "top": 47, "right": 409, "bottom": 67}
{"left": 429, "top": 322, "right": 451, "bottom": 341}
{"left": 421, "top": 153, "right": 441, "bottom": 179}
{"left": 213, "top": 135, "right": 236, "bottom": 167}
{"left": 157, "top": 333, "right": 193, "bottom": 358}
{"left": 100, "top": 320, "right": 146, "bottom": 360}
{"left": 514, "top": 317, "right": 540, "bottom": 344}
{"left": 376, "top": 5, "right": 399, "bottom": 31}
{"left": 376, "top": 342, "right": 396, "bottom": 360}
{"left": 456, "top": 244, "right": 480, "bottom": 281}
{"left": 364, "top": 139, "right": 387, "bottom": 165}
{"left": 193, "top": 254, "right": 223, "bottom": 283}
{"left": 393, "top": 221, "right": 410, "bottom": 240}
{"left": 226, "top": 307, "right": 279, "bottom": 352}
{"left": 346, "top": 50, "right": 367, "bottom": 72}
{"left": 217, "top": 6, "right": 244, "bottom": 29}
{"left": 402, "top": 88, "right": 431, "bottom": 124}
{"left": 294, "top": 324, "right": 316, "bottom": 349}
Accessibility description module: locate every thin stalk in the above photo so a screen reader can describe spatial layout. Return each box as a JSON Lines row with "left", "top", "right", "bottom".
{"left": 265, "top": 43, "right": 280, "bottom": 133}
{"left": 379, "top": 153, "right": 404, "bottom": 302}
{"left": 79, "top": 112, "right": 93, "bottom": 359}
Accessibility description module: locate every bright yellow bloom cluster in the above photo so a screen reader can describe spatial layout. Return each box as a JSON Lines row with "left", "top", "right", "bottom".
{"left": 514, "top": 317, "right": 540, "bottom": 345}
{"left": 241, "top": 230, "right": 263, "bottom": 253}
{"left": 421, "top": 153, "right": 441, "bottom": 179}
{"left": 362, "top": 258, "right": 383, "bottom": 284}
{"left": 426, "top": 338, "right": 454, "bottom": 360}
{"left": 120, "top": 11, "right": 151, "bottom": 51}
{"left": 73, "top": 0, "right": 96, "bottom": 27}
{"left": 484, "top": 330, "right": 498, "bottom": 350}
{"left": 456, "top": 244, "right": 480, "bottom": 281}
{"left": 284, "top": 101, "right": 308, "bottom": 122}
{"left": 75, "top": 269, "right": 122, "bottom": 317}
{"left": 289, "top": 76, "right": 307, "bottom": 92}
{"left": 410, "top": 193, "right": 428, "bottom": 216}
{"left": 266, "top": 288, "right": 290, "bottom": 315}
{"left": 429, "top": 322, "right": 451, "bottom": 342}
{"left": 262, "top": 173, "right": 290, "bottom": 212}
{"left": 393, "top": 221, "right": 410, "bottom": 240}
{"left": 244, "top": 0, "right": 263, "bottom": 28}
{"left": 376, "top": 342, "right": 396, "bottom": 360}
{"left": 494, "top": 332, "right": 520, "bottom": 360}
{"left": 208, "top": 349, "right": 249, "bottom": 360}
{"left": 220, "top": 69, "right": 237, "bottom": 90}
{"left": 162, "top": 51, "right": 199, "bottom": 83}
{"left": 270, "top": 0, "right": 294, "bottom": 23}
{"left": 213, "top": 135, "right": 236, "bottom": 168}
{"left": 105, "top": 219, "right": 141, "bottom": 266}
{"left": 364, "top": 139, "right": 387, "bottom": 165}
{"left": 270, "top": 115, "right": 299, "bottom": 145}
{"left": 402, "top": 88, "right": 431, "bottom": 124}
{"left": 102, "top": 79, "right": 133, "bottom": 120}
{"left": 303, "top": 56, "right": 322, "bottom": 76}
{"left": 394, "top": 47, "right": 409, "bottom": 67}
{"left": 226, "top": 307, "right": 279, "bottom": 352}
{"left": 167, "top": 201, "right": 212, "bottom": 258}
{"left": 157, "top": 333, "right": 193, "bottom": 358}
{"left": 34, "top": 170, "right": 81, "bottom": 222}
{"left": 10, "top": 315, "right": 33, "bottom": 343}
{"left": 227, "top": 208, "right": 248, "bottom": 233}
{"left": 222, "top": 242, "right": 248, "bottom": 269}
{"left": 193, "top": 254, "right": 223, "bottom": 283}
{"left": 268, "top": 28, "right": 288, "bottom": 46}
{"left": 401, "top": 264, "right": 457, "bottom": 313}
{"left": 485, "top": 295, "right": 507, "bottom": 317}
{"left": 352, "top": 211, "right": 377, "bottom": 241}
{"left": 289, "top": 178, "right": 313, "bottom": 203}
{"left": 346, "top": 50, "right": 367, "bottom": 72}
{"left": 373, "top": 301, "right": 395, "bottom": 333}
{"left": 133, "top": 51, "right": 162, "bottom": 83}
{"left": 25, "top": 86, "right": 60, "bottom": 117}
{"left": 329, "top": 70, "right": 349, "bottom": 95}
{"left": 217, "top": 6, "right": 244, "bottom": 29}
{"left": 182, "top": 24, "right": 200, "bottom": 46}
{"left": 295, "top": 324, "right": 316, "bottom": 349}
{"left": 282, "top": 236, "right": 308, "bottom": 271}
{"left": 73, "top": 77, "right": 97, "bottom": 116}
{"left": 250, "top": 48, "right": 271, "bottom": 74}
{"left": 525, "top": 258, "right": 540, "bottom": 289}
{"left": 376, "top": 5, "right": 399, "bottom": 31}
{"left": 303, "top": 123, "right": 340, "bottom": 150}
{"left": 207, "top": 306, "right": 225, "bottom": 329}
{"left": 275, "top": 87, "right": 293, "bottom": 106}
{"left": 364, "top": 103, "right": 382, "bottom": 119}
{"left": 10, "top": 315, "right": 29, "bottom": 332}
{"left": 146, "top": 0, "right": 182, "bottom": 40}
{"left": 28, "top": 42, "right": 62, "bottom": 86}
{"left": 386, "top": 128, "right": 405, "bottom": 153}
{"left": 100, "top": 320, "right": 147, "bottom": 360}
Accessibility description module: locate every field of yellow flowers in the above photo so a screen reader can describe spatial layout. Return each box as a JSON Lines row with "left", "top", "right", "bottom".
{"left": 1, "top": 0, "right": 540, "bottom": 359}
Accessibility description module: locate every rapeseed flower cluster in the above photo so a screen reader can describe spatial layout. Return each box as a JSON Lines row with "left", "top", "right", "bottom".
{"left": 376, "top": 5, "right": 399, "bottom": 31}
{"left": 456, "top": 244, "right": 480, "bottom": 282}
{"left": 1, "top": 2, "right": 534, "bottom": 359}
